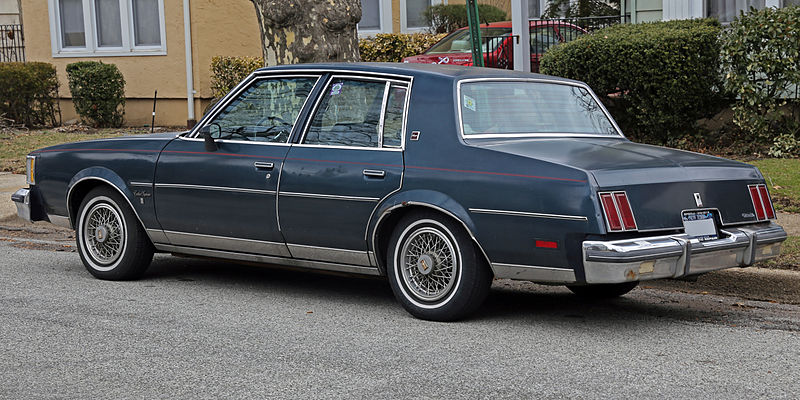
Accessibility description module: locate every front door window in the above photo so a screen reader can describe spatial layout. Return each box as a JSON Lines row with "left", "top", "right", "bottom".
{"left": 206, "top": 77, "right": 317, "bottom": 143}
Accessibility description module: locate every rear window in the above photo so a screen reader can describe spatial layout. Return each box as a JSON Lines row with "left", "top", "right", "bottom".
{"left": 459, "top": 81, "right": 619, "bottom": 137}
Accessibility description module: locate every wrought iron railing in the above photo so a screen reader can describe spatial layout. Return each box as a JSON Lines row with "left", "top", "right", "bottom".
{"left": 475, "top": 16, "right": 627, "bottom": 73}
{"left": 0, "top": 24, "right": 25, "bottom": 62}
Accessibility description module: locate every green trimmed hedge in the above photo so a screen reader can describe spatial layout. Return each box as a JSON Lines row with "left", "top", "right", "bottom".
{"left": 540, "top": 18, "right": 724, "bottom": 145}
{"left": 210, "top": 55, "right": 264, "bottom": 98}
{"left": 720, "top": 6, "right": 800, "bottom": 157}
{"left": 66, "top": 61, "right": 125, "bottom": 128}
{"left": 423, "top": 4, "right": 507, "bottom": 34}
{"left": 359, "top": 33, "right": 446, "bottom": 62}
{"left": 0, "top": 62, "right": 60, "bottom": 127}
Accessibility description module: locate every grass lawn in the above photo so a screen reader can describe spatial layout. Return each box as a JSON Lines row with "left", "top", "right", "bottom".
{"left": 0, "top": 127, "right": 160, "bottom": 174}
{"left": 748, "top": 158, "right": 800, "bottom": 213}
{"left": 760, "top": 236, "right": 800, "bottom": 271}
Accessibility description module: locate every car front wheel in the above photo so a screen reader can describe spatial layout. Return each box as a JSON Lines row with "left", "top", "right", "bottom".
{"left": 387, "top": 212, "right": 492, "bottom": 321}
{"left": 76, "top": 187, "right": 154, "bottom": 280}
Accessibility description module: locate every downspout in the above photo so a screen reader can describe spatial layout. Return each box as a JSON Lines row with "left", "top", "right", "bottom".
{"left": 183, "top": 0, "right": 196, "bottom": 128}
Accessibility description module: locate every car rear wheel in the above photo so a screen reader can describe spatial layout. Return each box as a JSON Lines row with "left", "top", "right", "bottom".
{"left": 566, "top": 281, "right": 639, "bottom": 299}
{"left": 387, "top": 211, "right": 492, "bottom": 321}
{"left": 76, "top": 187, "right": 154, "bottom": 280}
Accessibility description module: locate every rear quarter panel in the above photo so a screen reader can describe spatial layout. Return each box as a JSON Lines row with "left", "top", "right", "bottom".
{"left": 389, "top": 74, "right": 597, "bottom": 270}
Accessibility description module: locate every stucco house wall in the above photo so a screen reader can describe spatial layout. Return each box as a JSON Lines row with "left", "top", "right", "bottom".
{"left": 22, "top": 0, "right": 262, "bottom": 127}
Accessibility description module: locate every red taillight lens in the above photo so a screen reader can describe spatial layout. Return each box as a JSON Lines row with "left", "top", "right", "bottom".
{"left": 613, "top": 192, "right": 637, "bottom": 230}
{"left": 749, "top": 184, "right": 775, "bottom": 220}
{"left": 749, "top": 185, "right": 765, "bottom": 220}
{"left": 599, "top": 191, "right": 637, "bottom": 231}
{"left": 600, "top": 193, "right": 622, "bottom": 231}
{"left": 758, "top": 185, "right": 775, "bottom": 219}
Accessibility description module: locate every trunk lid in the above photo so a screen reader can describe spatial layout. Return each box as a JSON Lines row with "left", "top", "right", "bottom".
{"left": 470, "top": 137, "right": 766, "bottom": 230}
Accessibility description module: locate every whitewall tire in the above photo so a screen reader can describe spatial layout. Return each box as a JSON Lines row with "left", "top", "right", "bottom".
{"left": 76, "top": 187, "right": 154, "bottom": 280}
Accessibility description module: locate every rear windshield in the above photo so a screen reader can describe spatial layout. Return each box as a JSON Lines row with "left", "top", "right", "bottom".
{"left": 459, "top": 81, "right": 619, "bottom": 137}
{"left": 426, "top": 28, "right": 512, "bottom": 54}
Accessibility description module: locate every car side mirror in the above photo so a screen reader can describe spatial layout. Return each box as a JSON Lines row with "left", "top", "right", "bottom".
{"left": 198, "top": 125, "right": 219, "bottom": 152}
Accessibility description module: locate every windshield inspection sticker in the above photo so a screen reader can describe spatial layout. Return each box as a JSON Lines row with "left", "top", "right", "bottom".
{"left": 330, "top": 82, "right": 343, "bottom": 96}
{"left": 463, "top": 95, "right": 476, "bottom": 111}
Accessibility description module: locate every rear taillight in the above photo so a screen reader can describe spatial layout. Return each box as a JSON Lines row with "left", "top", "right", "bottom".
{"left": 749, "top": 184, "right": 775, "bottom": 220}
{"left": 599, "top": 191, "right": 637, "bottom": 232}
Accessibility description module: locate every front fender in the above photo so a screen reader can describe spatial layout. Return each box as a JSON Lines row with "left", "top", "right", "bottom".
{"left": 66, "top": 167, "right": 138, "bottom": 226}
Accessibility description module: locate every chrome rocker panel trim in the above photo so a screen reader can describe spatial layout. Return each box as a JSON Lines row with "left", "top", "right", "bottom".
{"left": 491, "top": 263, "right": 577, "bottom": 283}
{"left": 581, "top": 222, "right": 787, "bottom": 284}
{"left": 154, "top": 243, "right": 381, "bottom": 276}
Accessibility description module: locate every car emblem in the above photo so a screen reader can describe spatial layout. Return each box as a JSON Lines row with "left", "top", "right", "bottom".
{"left": 410, "top": 131, "right": 420, "bottom": 141}
{"left": 694, "top": 193, "right": 703, "bottom": 207}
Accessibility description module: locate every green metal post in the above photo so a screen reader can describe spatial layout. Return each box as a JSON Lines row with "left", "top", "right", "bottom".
{"left": 465, "top": 0, "right": 483, "bottom": 67}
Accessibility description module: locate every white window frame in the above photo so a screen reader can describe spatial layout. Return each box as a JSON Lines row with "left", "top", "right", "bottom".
{"left": 358, "top": 0, "right": 393, "bottom": 36}
{"left": 48, "top": 0, "right": 167, "bottom": 57}
{"left": 400, "top": 0, "right": 445, "bottom": 33}
{"left": 702, "top": 0, "right": 783, "bottom": 21}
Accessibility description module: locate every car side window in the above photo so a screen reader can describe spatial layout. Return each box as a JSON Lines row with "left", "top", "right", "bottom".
{"left": 382, "top": 85, "right": 407, "bottom": 148}
{"left": 304, "top": 78, "right": 386, "bottom": 148}
{"left": 204, "top": 76, "right": 317, "bottom": 143}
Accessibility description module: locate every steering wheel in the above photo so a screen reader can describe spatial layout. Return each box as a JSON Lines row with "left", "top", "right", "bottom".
{"left": 256, "top": 115, "right": 291, "bottom": 126}
{"left": 219, "top": 126, "right": 251, "bottom": 141}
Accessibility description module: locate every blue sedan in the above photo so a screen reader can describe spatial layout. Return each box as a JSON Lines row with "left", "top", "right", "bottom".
{"left": 12, "top": 63, "right": 787, "bottom": 321}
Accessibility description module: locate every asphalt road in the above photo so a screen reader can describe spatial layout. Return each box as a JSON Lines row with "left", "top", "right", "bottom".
{"left": 1, "top": 240, "right": 799, "bottom": 399}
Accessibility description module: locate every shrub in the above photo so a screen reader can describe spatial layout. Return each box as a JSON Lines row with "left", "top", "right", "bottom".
{"left": 210, "top": 56, "right": 264, "bottom": 98}
{"left": 540, "top": 18, "right": 724, "bottom": 145}
{"left": 359, "top": 33, "right": 446, "bottom": 62}
{"left": 0, "top": 62, "right": 60, "bottom": 127}
{"left": 423, "top": 4, "right": 507, "bottom": 34}
{"left": 66, "top": 61, "right": 125, "bottom": 127}
{"left": 720, "top": 6, "right": 800, "bottom": 157}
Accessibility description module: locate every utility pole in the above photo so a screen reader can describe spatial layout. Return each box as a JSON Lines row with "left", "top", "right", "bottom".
{"left": 511, "top": 0, "right": 531, "bottom": 72}
{"left": 465, "top": 0, "right": 483, "bottom": 67}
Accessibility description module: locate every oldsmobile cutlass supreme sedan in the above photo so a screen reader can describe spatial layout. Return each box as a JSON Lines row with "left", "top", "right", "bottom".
{"left": 13, "top": 63, "right": 787, "bottom": 321}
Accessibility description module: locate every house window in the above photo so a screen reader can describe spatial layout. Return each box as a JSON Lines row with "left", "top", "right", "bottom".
{"left": 360, "top": 0, "right": 381, "bottom": 30}
{"left": 706, "top": 0, "right": 765, "bottom": 22}
{"left": 402, "top": 0, "right": 443, "bottom": 31}
{"left": 406, "top": 0, "right": 431, "bottom": 29}
{"left": 49, "top": 0, "right": 166, "bottom": 56}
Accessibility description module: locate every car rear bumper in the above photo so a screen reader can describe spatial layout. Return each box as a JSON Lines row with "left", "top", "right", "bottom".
{"left": 582, "top": 222, "right": 787, "bottom": 284}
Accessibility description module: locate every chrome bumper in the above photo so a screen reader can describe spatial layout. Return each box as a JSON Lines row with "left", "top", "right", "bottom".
{"left": 582, "top": 222, "right": 787, "bottom": 284}
{"left": 11, "top": 188, "right": 31, "bottom": 222}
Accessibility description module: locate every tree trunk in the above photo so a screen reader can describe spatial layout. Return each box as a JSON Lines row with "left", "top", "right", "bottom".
{"left": 250, "top": 0, "right": 361, "bottom": 66}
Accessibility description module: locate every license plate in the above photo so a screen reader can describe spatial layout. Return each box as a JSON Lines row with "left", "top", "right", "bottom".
{"left": 682, "top": 210, "right": 718, "bottom": 241}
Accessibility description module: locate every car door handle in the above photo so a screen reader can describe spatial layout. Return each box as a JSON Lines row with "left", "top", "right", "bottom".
{"left": 254, "top": 162, "right": 274, "bottom": 170}
{"left": 363, "top": 169, "right": 386, "bottom": 178}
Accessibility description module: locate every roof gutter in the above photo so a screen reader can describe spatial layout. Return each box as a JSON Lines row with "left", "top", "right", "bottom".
{"left": 183, "top": 0, "right": 196, "bottom": 128}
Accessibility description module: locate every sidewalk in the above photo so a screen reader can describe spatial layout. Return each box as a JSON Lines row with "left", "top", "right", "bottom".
{"left": 0, "top": 172, "right": 25, "bottom": 224}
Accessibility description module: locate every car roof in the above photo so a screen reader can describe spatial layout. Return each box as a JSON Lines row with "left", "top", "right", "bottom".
{"left": 254, "top": 62, "right": 580, "bottom": 85}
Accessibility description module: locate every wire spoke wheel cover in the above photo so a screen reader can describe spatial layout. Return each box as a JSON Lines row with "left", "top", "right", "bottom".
{"left": 398, "top": 222, "right": 460, "bottom": 303}
{"left": 80, "top": 197, "right": 127, "bottom": 270}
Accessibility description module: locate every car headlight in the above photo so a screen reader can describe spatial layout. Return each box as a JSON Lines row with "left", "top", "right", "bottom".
{"left": 26, "top": 155, "right": 36, "bottom": 185}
